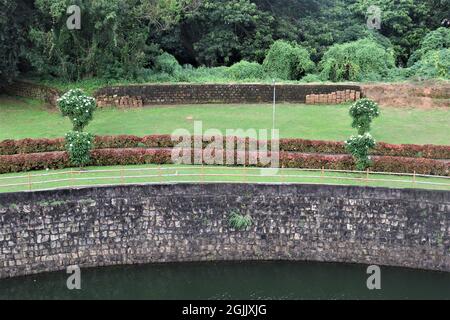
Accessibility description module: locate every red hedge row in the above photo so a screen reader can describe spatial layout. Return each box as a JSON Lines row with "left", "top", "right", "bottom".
{"left": 0, "top": 138, "right": 65, "bottom": 155}
{"left": 0, "top": 148, "right": 448, "bottom": 176}
{"left": 1, "top": 135, "right": 449, "bottom": 159}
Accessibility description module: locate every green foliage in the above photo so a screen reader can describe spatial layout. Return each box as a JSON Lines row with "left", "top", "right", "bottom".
{"left": 227, "top": 61, "right": 265, "bottom": 80}
{"left": 346, "top": 98, "right": 380, "bottom": 170}
{"left": 345, "top": 133, "right": 376, "bottom": 170}
{"left": 153, "top": 52, "right": 182, "bottom": 76}
{"left": 0, "top": 0, "right": 27, "bottom": 83}
{"left": 408, "top": 28, "right": 450, "bottom": 66}
{"left": 58, "top": 89, "right": 97, "bottom": 132}
{"left": 6, "top": 0, "right": 450, "bottom": 83}
{"left": 410, "top": 49, "right": 450, "bottom": 79}
{"left": 65, "top": 131, "right": 94, "bottom": 167}
{"left": 320, "top": 38, "right": 395, "bottom": 82}
{"left": 301, "top": 74, "right": 322, "bottom": 83}
{"left": 27, "top": 0, "right": 146, "bottom": 80}
{"left": 180, "top": 0, "right": 274, "bottom": 66}
{"left": 352, "top": 0, "right": 449, "bottom": 65}
{"left": 296, "top": 0, "right": 370, "bottom": 62}
{"left": 263, "top": 40, "right": 315, "bottom": 80}
{"left": 349, "top": 98, "right": 380, "bottom": 135}
{"left": 228, "top": 211, "right": 252, "bottom": 230}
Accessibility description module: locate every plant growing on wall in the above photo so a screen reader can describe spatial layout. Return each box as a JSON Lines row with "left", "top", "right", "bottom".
{"left": 65, "top": 132, "right": 94, "bottom": 168}
{"left": 58, "top": 89, "right": 97, "bottom": 132}
{"left": 345, "top": 98, "right": 380, "bottom": 170}
{"left": 228, "top": 211, "right": 252, "bottom": 231}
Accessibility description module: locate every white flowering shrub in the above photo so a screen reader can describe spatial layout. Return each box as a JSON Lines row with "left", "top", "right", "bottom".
{"left": 58, "top": 89, "right": 97, "bottom": 132}
{"left": 65, "top": 131, "right": 94, "bottom": 167}
{"left": 345, "top": 133, "right": 376, "bottom": 170}
{"left": 349, "top": 98, "right": 380, "bottom": 135}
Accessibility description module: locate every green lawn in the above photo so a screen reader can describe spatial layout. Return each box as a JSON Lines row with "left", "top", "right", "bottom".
{"left": 1, "top": 96, "right": 449, "bottom": 145}
{"left": 0, "top": 164, "right": 448, "bottom": 193}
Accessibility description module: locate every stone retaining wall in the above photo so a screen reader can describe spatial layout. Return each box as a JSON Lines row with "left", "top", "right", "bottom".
{"left": 0, "top": 183, "right": 448, "bottom": 279}
{"left": 95, "top": 84, "right": 362, "bottom": 107}
{"left": 1, "top": 80, "right": 60, "bottom": 107}
{"left": 3, "top": 81, "right": 449, "bottom": 108}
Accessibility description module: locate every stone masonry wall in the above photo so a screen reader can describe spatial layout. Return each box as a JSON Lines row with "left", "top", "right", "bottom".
{"left": 2, "top": 80, "right": 61, "bottom": 107}
{"left": 0, "top": 184, "right": 448, "bottom": 279}
{"left": 3, "top": 81, "right": 449, "bottom": 108}
{"left": 95, "top": 84, "right": 362, "bottom": 107}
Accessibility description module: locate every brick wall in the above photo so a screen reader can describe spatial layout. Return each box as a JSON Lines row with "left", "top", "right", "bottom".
{"left": 306, "top": 90, "right": 361, "bottom": 104}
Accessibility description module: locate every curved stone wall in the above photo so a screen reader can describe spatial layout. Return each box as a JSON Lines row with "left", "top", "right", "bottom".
{"left": 0, "top": 184, "right": 448, "bottom": 278}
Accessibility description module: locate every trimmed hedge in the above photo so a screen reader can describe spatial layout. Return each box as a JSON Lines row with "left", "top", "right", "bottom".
{"left": 1, "top": 135, "right": 449, "bottom": 159}
{"left": 0, "top": 148, "right": 448, "bottom": 176}
{"left": 0, "top": 138, "right": 65, "bottom": 155}
{"left": 0, "top": 152, "right": 69, "bottom": 173}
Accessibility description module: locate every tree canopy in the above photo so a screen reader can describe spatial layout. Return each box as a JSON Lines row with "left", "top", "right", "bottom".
{"left": 1, "top": 0, "right": 449, "bottom": 83}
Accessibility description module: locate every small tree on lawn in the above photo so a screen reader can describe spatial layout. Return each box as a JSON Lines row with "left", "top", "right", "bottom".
{"left": 58, "top": 89, "right": 97, "bottom": 167}
{"left": 58, "top": 89, "right": 96, "bottom": 132}
{"left": 345, "top": 98, "right": 380, "bottom": 170}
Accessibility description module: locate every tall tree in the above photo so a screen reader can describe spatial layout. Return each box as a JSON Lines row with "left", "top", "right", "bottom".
{"left": 153, "top": 0, "right": 275, "bottom": 66}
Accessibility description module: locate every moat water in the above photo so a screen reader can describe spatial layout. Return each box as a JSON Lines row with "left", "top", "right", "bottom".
{"left": 0, "top": 261, "right": 449, "bottom": 300}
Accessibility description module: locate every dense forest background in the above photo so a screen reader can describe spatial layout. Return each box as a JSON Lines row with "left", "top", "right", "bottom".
{"left": 1, "top": 0, "right": 449, "bottom": 85}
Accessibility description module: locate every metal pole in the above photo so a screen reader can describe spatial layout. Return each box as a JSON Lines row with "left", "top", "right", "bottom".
{"left": 272, "top": 79, "right": 276, "bottom": 136}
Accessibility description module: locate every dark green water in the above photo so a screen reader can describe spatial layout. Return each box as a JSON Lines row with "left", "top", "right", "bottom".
{"left": 0, "top": 261, "right": 449, "bottom": 300}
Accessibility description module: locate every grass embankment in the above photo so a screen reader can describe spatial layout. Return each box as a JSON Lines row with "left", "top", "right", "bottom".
{"left": 0, "top": 165, "right": 448, "bottom": 193}
{"left": 1, "top": 96, "right": 449, "bottom": 145}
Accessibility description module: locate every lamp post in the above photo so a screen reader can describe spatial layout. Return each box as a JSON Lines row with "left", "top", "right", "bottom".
{"left": 272, "top": 79, "right": 276, "bottom": 137}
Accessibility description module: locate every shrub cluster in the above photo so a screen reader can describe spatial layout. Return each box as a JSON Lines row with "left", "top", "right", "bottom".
{"left": 0, "top": 152, "right": 70, "bottom": 173}
{"left": 1, "top": 135, "right": 449, "bottom": 160}
{"left": 65, "top": 132, "right": 94, "bottom": 167}
{"left": 345, "top": 134, "right": 377, "bottom": 170}
{"left": 319, "top": 38, "right": 396, "bottom": 82}
{"left": 153, "top": 53, "right": 182, "bottom": 77}
{"left": 263, "top": 40, "right": 315, "bottom": 80}
{"left": 0, "top": 149, "right": 448, "bottom": 176}
{"left": 227, "top": 61, "right": 266, "bottom": 80}
{"left": 0, "top": 138, "right": 65, "bottom": 155}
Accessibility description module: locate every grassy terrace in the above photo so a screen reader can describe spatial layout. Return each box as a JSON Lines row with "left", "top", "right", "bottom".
{"left": 1, "top": 96, "right": 449, "bottom": 145}
{"left": 0, "top": 165, "right": 449, "bottom": 193}
{"left": 1, "top": 96, "right": 449, "bottom": 192}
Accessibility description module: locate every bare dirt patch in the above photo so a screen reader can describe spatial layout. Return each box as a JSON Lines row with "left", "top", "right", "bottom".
{"left": 361, "top": 82, "right": 450, "bottom": 109}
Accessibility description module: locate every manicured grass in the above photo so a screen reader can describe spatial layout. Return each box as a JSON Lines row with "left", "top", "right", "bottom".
{"left": 0, "top": 164, "right": 448, "bottom": 193}
{"left": 0, "top": 96, "right": 449, "bottom": 145}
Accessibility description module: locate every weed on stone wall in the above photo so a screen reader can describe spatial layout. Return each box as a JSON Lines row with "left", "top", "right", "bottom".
{"left": 228, "top": 211, "right": 253, "bottom": 231}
